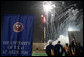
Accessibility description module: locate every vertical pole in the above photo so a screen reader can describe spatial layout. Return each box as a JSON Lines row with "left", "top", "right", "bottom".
{"left": 44, "top": 26, "right": 46, "bottom": 43}
{"left": 44, "top": 26, "right": 46, "bottom": 49}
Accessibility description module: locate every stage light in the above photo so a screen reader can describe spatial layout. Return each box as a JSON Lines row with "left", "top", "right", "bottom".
{"left": 68, "top": 28, "right": 73, "bottom": 31}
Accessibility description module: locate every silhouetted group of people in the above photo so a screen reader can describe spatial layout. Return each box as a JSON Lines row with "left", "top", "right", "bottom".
{"left": 45, "top": 40, "right": 83, "bottom": 56}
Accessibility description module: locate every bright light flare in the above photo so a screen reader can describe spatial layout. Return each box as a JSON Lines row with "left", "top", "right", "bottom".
{"left": 41, "top": 14, "right": 43, "bottom": 17}
{"left": 68, "top": 28, "right": 73, "bottom": 31}
{"left": 43, "top": 4, "right": 52, "bottom": 12}
{"left": 43, "top": 1, "right": 55, "bottom": 13}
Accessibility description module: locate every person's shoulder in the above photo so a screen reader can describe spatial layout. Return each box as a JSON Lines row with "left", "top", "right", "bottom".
{"left": 46, "top": 45, "right": 49, "bottom": 48}
{"left": 55, "top": 44, "right": 58, "bottom": 47}
{"left": 47, "top": 44, "right": 51, "bottom": 47}
{"left": 51, "top": 44, "right": 54, "bottom": 46}
{"left": 59, "top": 44, "right": 63, "bottom": 47}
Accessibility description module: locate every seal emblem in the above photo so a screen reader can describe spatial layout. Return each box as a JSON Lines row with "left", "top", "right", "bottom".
{"left": 13, "top": 22, "right": 23, "bottom": 32}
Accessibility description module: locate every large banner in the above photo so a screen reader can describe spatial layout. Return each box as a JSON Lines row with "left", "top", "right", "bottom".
{"left": 1, "top": 15, "right": 35, "bottom": 56}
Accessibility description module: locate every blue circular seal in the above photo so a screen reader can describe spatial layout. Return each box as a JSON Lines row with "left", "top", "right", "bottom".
{"left": 13, "top": 22, "right": 23, "bottom": 32}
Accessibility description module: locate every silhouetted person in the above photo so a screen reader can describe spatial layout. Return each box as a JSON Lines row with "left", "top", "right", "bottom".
{"left": 46, "top": 40, "right": 54, "bottom": 56}
{"left": 69, "top": 40, "right": 76, "bottom": 56}
{"left": 64, "top": 43, "right": 71, "bottom": 56}
{"left": 54, "top": 41, "right": 63, "bottom": 56}
{"left": 77, "top": 43, "right": 83, "bottom": 56}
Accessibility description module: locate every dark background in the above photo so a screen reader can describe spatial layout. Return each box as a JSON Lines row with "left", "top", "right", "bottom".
{"left": 1, "top": 1, "right": 83, "bottom": 43}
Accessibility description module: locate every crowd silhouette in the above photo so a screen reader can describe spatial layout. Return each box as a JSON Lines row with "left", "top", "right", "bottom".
{"left": 45, "top": 39, "right": 83, "bottom": 56}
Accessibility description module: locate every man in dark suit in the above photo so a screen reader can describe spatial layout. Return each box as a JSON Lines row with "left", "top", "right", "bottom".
{"left": 54, "top": 41, "right": 63, "bottom": 56}
{"left": 46, "top": 40, "right": 54, "bottom": 56}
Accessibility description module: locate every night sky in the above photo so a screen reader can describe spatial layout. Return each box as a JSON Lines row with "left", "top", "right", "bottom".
{"left": 1, "top": 1, "right": 83, "bottom": 43}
